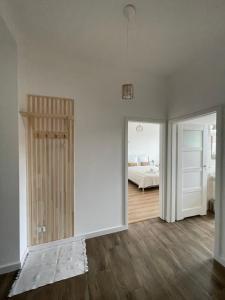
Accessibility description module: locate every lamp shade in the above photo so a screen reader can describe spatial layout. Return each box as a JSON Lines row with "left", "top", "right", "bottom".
{"left": 136, "top": 124, "right": 143, "bottom": 132}
{"left": 122, "top": 83, "right": 134, "bottom": 100}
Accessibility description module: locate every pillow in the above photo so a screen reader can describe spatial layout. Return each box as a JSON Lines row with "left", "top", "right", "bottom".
{"left": 128, "top": 162, "right": 138, "bottom": 167}
{"left": 128, "top": 155, "right": 138, "bottom": 163}
{"left": 138, "top": 155, "right": 148, "bottom": 163}
{"left": 140, "top": 162, "right": 149, "bottom": 166}
{"left": 149, "top": 166, "right": 159, "bottom": 173}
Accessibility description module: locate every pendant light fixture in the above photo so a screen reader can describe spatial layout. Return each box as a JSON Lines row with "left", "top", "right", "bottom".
{"left": 122, "top": 4, "right": 136, "bottom": 100}
{"left": 136, "top": 124, "right": 144, "bottom": 132}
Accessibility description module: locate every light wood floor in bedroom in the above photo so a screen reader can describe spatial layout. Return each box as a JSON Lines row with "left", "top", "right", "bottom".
{"left": 128, "top": 181, "right": 159, "bottom": 224}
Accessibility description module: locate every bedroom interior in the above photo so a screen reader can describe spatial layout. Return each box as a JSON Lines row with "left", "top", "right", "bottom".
{"left": 128, "top": 121, "right": 160, "bottom": 223}
{"left": 2, "top": 1, "right": 225, "bottom": 299}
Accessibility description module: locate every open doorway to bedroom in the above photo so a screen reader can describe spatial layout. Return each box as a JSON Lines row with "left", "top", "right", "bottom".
{"left": 127, "top": 121, "right": 161, "bottom": 224}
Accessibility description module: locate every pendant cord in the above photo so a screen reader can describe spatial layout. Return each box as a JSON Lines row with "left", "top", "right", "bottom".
{"left": 126, "top": 16, "right": 129, "bottom": 84}
{"left": 122, "top": 4, "right": 136, "bottom": 99}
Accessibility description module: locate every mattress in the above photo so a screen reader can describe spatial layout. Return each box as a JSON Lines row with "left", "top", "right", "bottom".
{"left": 128, "top": 166, "right": 159, "bottom": 189}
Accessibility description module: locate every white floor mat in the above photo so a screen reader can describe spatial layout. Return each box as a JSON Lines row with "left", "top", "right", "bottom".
{"left": 9, "top": 239, "right": 88, "bottom": 297}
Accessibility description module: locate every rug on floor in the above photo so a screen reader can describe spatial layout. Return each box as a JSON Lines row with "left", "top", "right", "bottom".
{"left": 9, "top": 239, "right": 88, "bottom": 297}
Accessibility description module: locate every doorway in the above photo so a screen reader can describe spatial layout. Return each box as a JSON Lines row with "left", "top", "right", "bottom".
{"left": 168, "top": 109, "right": 222, "bottom": 260}
{"left": 176, "top": 114, "right": 216, "bottom": 220}
{"left": 125, "top": 119, "right": 166, "bottom": 226}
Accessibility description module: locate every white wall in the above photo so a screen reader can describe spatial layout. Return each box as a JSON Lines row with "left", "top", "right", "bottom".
{"left": 18, "top": 46, "right": 167, "bottom": 237}
{"left": 168, "top": 47, "right": 225, "bottom": 263}
{"left": 0, "top": 15, "right": 20, "bottom": 272}
{"left": 128, "top": 122, "right": 160, "bottom": 163}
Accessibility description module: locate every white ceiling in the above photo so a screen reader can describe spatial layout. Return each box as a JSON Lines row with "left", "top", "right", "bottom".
{"left": 4, "top": 0, "right": 225, "bottom": 75}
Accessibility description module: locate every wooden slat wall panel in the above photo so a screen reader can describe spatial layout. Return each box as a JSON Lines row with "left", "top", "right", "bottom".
{"left": 26, "top": 95, "right": 74, "bottom": 245}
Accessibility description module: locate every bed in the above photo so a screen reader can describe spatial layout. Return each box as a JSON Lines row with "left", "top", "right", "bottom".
{"left": 128, "top": 165, "right": 159, "bottom": 190}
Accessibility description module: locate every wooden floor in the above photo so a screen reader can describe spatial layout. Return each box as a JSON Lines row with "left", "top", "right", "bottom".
{"left": 1, "top": 214, "right": 225, "bottom": 300}
{"left": 128, "top": 181, "right": 159, "bottom": 223}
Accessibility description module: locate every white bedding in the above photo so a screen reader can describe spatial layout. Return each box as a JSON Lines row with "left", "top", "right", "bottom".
{"left": 128, "top": 166, "right": 159, "bottom": 189}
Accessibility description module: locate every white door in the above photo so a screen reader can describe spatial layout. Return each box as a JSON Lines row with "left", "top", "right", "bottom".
{"left": 176, "top": 124, "right": 208, "bottom": 220}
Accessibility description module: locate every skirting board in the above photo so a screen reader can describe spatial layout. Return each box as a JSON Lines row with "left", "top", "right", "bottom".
{"left": 214, "top": 255, "right": 225, "bottom": 268}
{"left": 0, "top": 248, "right": 28, "bottom": 275}
{"left": 0, "top": 225, "right": 128, "bottom": 274}
{"left": 29, "top": 225, "right": 128, "bottom": 252}
{"left": 0, "top": 261, "right": 21, "bottom": 275}
{"left": 28, "top": 236, "right": 82, "bottom": 252}
{"left": 78, "top": 225, "right": 128, "bottom": 240}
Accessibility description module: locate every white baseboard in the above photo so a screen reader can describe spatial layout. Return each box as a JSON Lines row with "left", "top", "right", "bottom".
{"left": 77, "top": 225, "right": 128, "bottom": 240}
{"left": 1, "top": 225, "right": 128, "bottom": 272}
{"left": 0, "top": 261, "right": 20, "bottom": 275}
{"left": 214, "top": 255, "right": 225, "bottom": 268}
{"left": 0, "top": 248, "right": 28, "bottom": 275}
{"left": 29, "top": 236, "right": 79, "bottom": 252}
{"left": 29, "top": 225, "right": 128, "bottom": 252}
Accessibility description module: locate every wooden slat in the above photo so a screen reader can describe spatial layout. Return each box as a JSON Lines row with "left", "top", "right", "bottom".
{"left": 20, "top": 111, "right": 74, "bottom": 120}
{"left": 25, "top": 95, "right": 75, "bottom": 245}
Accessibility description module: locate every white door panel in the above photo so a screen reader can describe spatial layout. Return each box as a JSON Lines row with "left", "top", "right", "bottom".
{"left": 183, "top": 151, "right": 202, "bottom": 168}
{"left": 183, "top": 207, "right": 203, "bottom": 219}
{"left": 176, "top": 124, "right": 207, "bottom": 220}
{"left": 183, "top": 130, "right": 203, "bottom": 148}
{"left": 183, "top": 191, "right": 202, "bottom": 209}
{"left": 183, "top": 172, "right": 202, "bottom": 189}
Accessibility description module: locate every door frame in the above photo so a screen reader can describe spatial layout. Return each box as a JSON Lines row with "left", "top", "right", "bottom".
{"left": 124, "top": 117, "right": 167, "bottom": 227}
{"left": 167, "top": 106, "right": 223, "bottom": 260}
